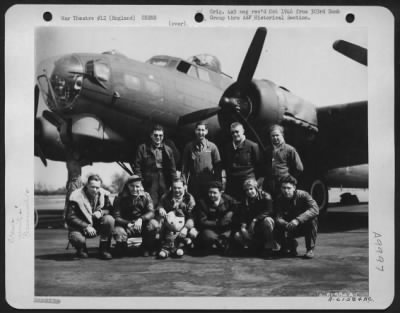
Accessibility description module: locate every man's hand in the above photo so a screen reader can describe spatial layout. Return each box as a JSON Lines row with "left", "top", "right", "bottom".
{"left": 248, "top": 219, "right": 257, "bottom": 234}
{"left": 92, "top": 211, "right": 102, "bottom": 219}
{"left": 219, "top": 211, "right": 233, "bottom": 227}
{"left": 286, "top": 219, "right": 299, "bottom": 231}
{"left": 85, "top": 225, "right": 97, "bottom": 237}
{"left": 158, "top": 208, "right": 167, "bottom": 218}
{"left": 133, "top": 218, "right": 143, "bottom": 233}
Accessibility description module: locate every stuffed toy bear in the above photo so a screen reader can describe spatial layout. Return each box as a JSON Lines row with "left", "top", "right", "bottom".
{"left": 158, "top": 210, "right": 191, "bottom": 259}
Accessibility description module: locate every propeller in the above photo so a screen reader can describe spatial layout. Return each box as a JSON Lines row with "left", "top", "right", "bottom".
{"left": 178, "top": 27, "right": 267, "bottom": 126}
{"left": 236, "top": 27, "right": 267, "bottom": 91}
{"left": 34, "top": 85, "right": 48, "bottom": 166}
{"left": 333, "top": 40, "right": 367, "bottom": 66}
{"left": 178, "top": 27, "right": 268, "bottom": 150}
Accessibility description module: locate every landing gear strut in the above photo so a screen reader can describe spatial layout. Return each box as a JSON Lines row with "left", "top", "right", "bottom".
{"left": 63, "top": 148, "right": 89, "bottom": 223}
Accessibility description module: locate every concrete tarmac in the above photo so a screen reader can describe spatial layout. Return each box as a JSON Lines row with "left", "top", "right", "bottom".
{"left": 35, "top": 204, "right": 368, "bottom": 297}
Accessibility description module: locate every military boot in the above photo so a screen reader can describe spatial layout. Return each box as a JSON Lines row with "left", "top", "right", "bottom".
{"left": 99, "top": 240, "right": 112, "bottom": 260}
{"left": 113, "top": 241, "right": 128, "bottom": 258}
{"left": 73, "top": 245, "right": 88, "bottom": 260}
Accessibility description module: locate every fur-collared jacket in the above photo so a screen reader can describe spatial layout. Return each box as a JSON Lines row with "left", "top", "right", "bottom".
{"left": 66, "top": 187, "right": 112, "bottom": 231}
{"left": 158, "top": 190, "right": 196, "bottom": 219}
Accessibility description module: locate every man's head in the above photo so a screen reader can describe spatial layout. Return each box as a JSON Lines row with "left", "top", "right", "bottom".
{"left": 86, "top": 174, "right": 102, "bottom": 198}
{"left": 207, "top": 181, "right": 223, "bottom": 204}
{"left": 269, "top": 124, "right": 285, "bottom": 146}
{"left": 126, "top": 175, "right": 143, "bottom": 196}
{"left": 230, "top": 122, "right": 245, "bottom": 144}
{"left": 171, "top": 178, "right": 186, "bottom": 198}
{"left": 280, "top": 175, "right": 297, "bottom": 199}
{"left": 243, "top": 178, "right": 258, "bottom": 199}
{"left": 194, "top": 121, "right": 208, "bottom": 141}
{"left": 150, "top": 124, "right": 164, "bottom": 147}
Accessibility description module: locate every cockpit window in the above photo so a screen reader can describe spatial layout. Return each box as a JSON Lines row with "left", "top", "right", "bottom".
{"left": 197, "top": 67, "right": 210, "bottom": 82}
{"left": 177, "top": 61, "right": 198, "bottom": 78}
{"left": 177, "top": 61, "right": 190, "bottom": 73}
{"left": 148, "top": 58, "right": 170, "bottom": 67}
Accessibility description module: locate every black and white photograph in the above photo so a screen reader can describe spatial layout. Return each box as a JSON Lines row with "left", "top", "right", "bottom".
{"left": 4, "top": 5, "right": 395, "bottom": 310}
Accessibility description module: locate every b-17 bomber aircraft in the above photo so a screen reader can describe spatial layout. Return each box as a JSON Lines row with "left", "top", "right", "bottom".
{"left": 34, "top": 27, "right": 368, "bottom": 212}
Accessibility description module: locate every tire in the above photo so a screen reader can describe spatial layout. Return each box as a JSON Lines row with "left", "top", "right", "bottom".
{"left": 309, "top": 179, "right": 329, "bottom": 213}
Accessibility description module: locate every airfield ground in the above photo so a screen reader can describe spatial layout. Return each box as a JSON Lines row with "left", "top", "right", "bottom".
{"left": 34, "top": 194, "right": 368, "bottom": 298}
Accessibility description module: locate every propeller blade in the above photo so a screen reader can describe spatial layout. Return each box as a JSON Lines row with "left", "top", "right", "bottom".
{"left": 34, "top": 85, "right": 40, "bottom": 117}
{"left": 34, "top": 86, "right": 47, "bottom": 166}
{"left": 234, "top": 111, "right": 266, "bottom": 152}
{"left": 333, "top": 40, "right": 367, "bottom": 66}
{"left": 178, "top": 107, "right": 221, "bottom": 126}
{"left": 236, "top": 27, "right": 267, "bottom": 90}
{"left": 34, "top": 118, "right": 47, "bottom": 166}
{"left": 35, "top": 142, "right": 48, "bottom": 167}
{"left": 42, "top": 110, "right": 64, "bottom": 128}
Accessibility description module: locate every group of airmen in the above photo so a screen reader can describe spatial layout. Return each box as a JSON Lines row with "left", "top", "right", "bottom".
{"left": 65, "top": 122, "right": 319, "bottom": 261}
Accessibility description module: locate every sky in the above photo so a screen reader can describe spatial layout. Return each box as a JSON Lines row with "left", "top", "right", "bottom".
{"left": 34, "top": 26, "right": 367, "bottom": 188}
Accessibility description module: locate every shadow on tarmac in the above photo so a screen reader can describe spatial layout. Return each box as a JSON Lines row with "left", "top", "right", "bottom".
{"left": 318, "top": 211, "right": 368, "bottom": 233}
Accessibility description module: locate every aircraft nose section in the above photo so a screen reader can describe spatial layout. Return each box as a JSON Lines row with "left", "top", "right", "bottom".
{"left": 49, "top": 55, "right": 84, "bottom": 110}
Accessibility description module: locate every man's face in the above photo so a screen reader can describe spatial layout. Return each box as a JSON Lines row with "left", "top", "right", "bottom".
{"left": 172, "top": 181, "right": 185, "bottom": 198}
{"left": 195, "top": 125, "right": 208, "bottom": 140}
{"left": 86, "top": 180, "right": 101, "bottom": 198}
{"left": 281, "top": 182, "right": 296, "bottom": 199}
{"left": 128, "top": 181, "right": 143, "bottom": 196}
{"left": 151, "top": 130, "right": 164, "bottom": 146}
{"left": 208, "top": 187, "right": 222, "bottom": 203}
{"left": 231, "top": 125, "right": 245, "bottom": 143}
{"left": 270, "top": 129, "right": 284, "bottom": 146}
{"left": 244, "top": 186, "right": 258, "bottom": 199}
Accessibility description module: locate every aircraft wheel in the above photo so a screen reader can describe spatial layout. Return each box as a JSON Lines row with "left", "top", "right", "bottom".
{"left": 309, "top": 179, "right": 329, "bottom": 213}
{"left": 34, "top": 208, "right": 39, "bottom": 229}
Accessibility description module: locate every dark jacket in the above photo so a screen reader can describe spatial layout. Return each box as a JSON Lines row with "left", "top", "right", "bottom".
{"left": 157, "top": 190, "right": 196, "bottom": 220}
{"left": 134, "top": 142, "right": 177, "bottom": 188}
{"left": 112, "top": 185, "right": 154, "bottom": 227}
{"left": 195, "top": 194, "right": 239, "bottom": 232}
{"left": 223, "top": 139, "right": 261, "bottom": 179}
{"left": 66, "top": 187, "right": 112, "bottom": 231}
{"left": 275, "top": 190, "right": 319, "bottom": 224}
{"left": 182, "top": 139, "right": 222, "bottom": 181}
{"left": 235, "top": 189, "right": 274, "bottom": 228}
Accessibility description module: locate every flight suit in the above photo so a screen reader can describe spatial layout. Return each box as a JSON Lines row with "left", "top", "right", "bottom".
{"left": 274, "top": 190, "right": 319, "bottom": 253}
{"left": 233, "top": 189, "right": 275, "bottom": 252}
{"left": 134, "top": 142, "right": 177, "bottom": 206}
{"left": 223, "top": 139, "right": 261, "bottom": 200}
{"left": 112, "top": 188, "right": 158, "bottom": 252}
{"left": 263, "top": 143, "right": 303, "bottom": 197}
{"left": 182, "top": 139, "right": 221, "bottom": 199}
{"left": 195, "top": 193, "right": 239, "bottom": 252}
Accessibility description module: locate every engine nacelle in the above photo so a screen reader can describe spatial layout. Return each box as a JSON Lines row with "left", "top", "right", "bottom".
{"left": 68, "top": 114, "right": 126, "bottom": 144}
{"left": 248, "top": 79, "right": 318, "bottom": 134}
